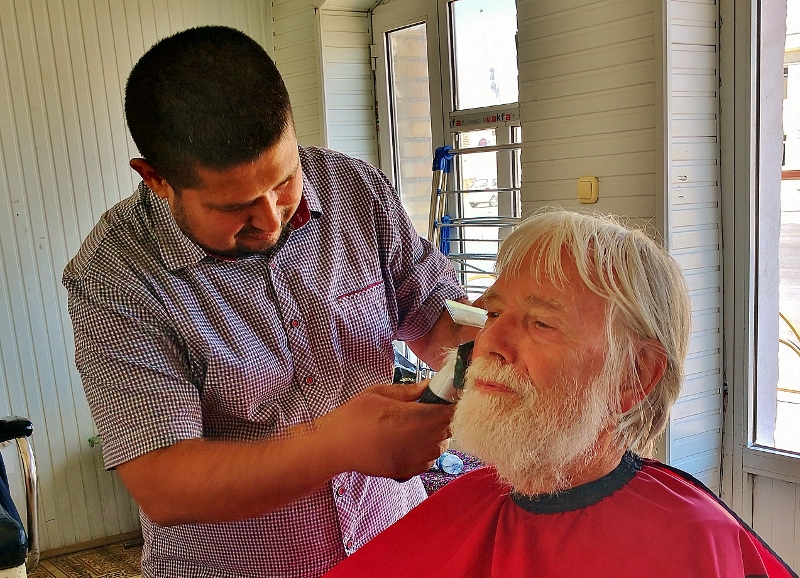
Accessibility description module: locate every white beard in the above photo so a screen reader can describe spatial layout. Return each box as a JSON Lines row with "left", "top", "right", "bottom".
{"left": 451, "top": 357, "right": 614, "bottom": 495}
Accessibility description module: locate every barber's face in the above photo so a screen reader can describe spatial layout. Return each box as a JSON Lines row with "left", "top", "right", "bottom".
{"left": 144, "top": 126, "right": 304, "bottom": 257}
{"left": 452, "top": 249, "right": 616, "bottom": 492}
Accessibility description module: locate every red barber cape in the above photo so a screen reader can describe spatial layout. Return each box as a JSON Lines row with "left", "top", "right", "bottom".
{"left": 324, "top": 453, "right": 796, "bottom": 578}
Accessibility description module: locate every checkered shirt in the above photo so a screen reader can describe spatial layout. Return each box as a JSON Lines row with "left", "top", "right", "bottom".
{"left": 63, "top": 147, "right": 466, "bottom": 578}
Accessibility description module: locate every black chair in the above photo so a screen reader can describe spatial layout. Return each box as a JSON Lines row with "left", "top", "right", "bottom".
{"left": 0, "top": 417, "right": 38, "bottom": 577}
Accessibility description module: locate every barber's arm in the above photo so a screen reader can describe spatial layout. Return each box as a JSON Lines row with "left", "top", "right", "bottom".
{"left": 67, "top": 274, "right": 452, "bottom": 527}
{"left": 117, "top": 380, "right": 453, "bottom": 526}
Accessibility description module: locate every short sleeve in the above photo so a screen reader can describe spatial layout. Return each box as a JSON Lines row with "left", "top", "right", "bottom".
{"left": 66, "top": 268, "right": 203, "bottom": 469}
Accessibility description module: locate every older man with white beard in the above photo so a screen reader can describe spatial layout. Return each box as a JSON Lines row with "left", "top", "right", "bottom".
{"left": 324, "top": 210, "right": 796, "bottom": 578}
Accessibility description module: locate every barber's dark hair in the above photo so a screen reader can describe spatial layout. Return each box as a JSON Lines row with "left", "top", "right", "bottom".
{"left": 125, "top": 25, "right": 293, "bottom": 189}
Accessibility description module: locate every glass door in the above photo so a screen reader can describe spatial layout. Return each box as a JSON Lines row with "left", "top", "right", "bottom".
{"left": 373, "top": 0, "right": 444, "bottom": 236}
{"left": 438, "top": 0, "right": 520, "bottom": 299}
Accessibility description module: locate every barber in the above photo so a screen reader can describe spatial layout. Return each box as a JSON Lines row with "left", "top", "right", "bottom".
{"left": 63, "top": 25, "right": 475, "bottom": 578}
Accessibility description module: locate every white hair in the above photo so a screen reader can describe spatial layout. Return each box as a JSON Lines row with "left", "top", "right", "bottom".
{"left": 495, "top": 209, "right": 692, "bottom": 453}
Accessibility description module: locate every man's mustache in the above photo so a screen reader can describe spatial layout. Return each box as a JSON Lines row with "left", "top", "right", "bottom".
{"left": 465, "top": 357, "right": 534, "bottom": 398}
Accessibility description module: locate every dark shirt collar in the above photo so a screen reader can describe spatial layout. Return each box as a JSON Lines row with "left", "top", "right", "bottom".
{"left": 298, "top": 147, "right": 324, "bottom": 219}
{"left": 510, "top": 451, "right": 642, "bottom": 514}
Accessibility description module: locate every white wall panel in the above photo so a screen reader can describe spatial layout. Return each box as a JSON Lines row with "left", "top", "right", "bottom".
{"left": 520, "top": 84, "right": 655, "bottom": 121}
{"left": 272, "top": 0, "right": 324, "bottom": 147}
{"left": 753, "top": 475, "right": 800, "bottom": 570}
{"left": 0, "top": 0, "right": 272, "bottom": 552}
{"left": 318, "top": 10, "right": 378, "bottom": 164}
{"left": 663, "top": 0, "right": 723, "bottom": 494}
{"left": 516, "top": 0, "right": 657, "bottom": 218}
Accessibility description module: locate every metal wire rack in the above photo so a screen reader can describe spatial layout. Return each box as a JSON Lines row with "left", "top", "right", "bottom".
{"left": 428, "top": 144, "right": 522, "bottom": 296}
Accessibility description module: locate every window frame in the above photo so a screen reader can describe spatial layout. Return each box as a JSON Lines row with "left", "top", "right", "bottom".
{"left": 720, "top": 0, "right": 800, "bottom": 518}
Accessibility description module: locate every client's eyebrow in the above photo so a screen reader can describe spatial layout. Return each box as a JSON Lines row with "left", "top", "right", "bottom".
{"left": 482, "top": 289, "right": 564, "bottom": 312}
{"left": 525, "top": 295, "right": 564, "bottom": 311}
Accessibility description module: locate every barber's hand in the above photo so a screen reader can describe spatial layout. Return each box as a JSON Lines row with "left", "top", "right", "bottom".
{"left": 316, "top": 381, "right": 454, "bottom": 481}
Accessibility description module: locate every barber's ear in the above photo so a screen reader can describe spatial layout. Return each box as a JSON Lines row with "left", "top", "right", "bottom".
{"left": 620, "top": 339, "right": 667, "bottom": 413}
{"left": 130, "top": 158, "right": 175, "bottom": 201}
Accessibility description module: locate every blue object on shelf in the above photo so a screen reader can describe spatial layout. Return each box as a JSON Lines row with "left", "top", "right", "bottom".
{"left": 434, "top": 451, "right": 464, "bottom": 475}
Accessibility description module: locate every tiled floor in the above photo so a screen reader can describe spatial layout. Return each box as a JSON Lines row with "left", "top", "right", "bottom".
{"left": 29, "top": 542, "right": 142, "bottom": 578}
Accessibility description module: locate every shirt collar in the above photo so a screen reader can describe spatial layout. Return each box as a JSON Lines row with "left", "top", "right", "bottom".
{"left": 298, "top": 146, "right": 323, "bottom": 219}
{"left": 142, "top": 183, "right": 208, "bottom": 272}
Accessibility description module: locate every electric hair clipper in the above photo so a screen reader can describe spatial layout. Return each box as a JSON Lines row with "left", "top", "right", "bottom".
{"left": 417, "top": 300, "right": 486, "bottom": 404}
{"left": 417, "top": 341, "right": 474, "bottom": 404}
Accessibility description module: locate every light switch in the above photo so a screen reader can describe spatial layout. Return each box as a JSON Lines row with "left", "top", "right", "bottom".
{"left": 577, "top": 176, "right": 599, "bottom": 204}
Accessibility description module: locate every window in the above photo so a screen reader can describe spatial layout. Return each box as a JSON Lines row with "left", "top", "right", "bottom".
{"left": 450, "top": 0, "right": 519, "bottom": 110}
{"left": 385, "top": 23, "right": 435, "bottom": 235}
{"left": 750, "top": 0, "right": 800, "bottom": 456}
{"left": 769, "top": 4, "right": 800, "bottom": 455}
{"left": 722, "top": 0, "right": 800, "bottom": 537}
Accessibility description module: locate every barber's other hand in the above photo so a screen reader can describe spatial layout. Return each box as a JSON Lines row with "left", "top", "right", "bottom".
{"left": 316, "top": 381, "right": 454, "bottom": 481}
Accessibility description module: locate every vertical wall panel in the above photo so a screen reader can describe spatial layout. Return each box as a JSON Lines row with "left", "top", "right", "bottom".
{"left": 272, "top": 0, "right": 323, "bottom": 147}
{"left": 753, "top": 475, "right": 799, "bottom": 570}
{"left": 516, "top": 0, "right": 658, "bottom": 218}
{"left": 319, "top": 10, "right": 378, "bottom": 165}
{"left": 663, "top": 0, "right": 724, "bottom": 494}
{"left": 0, "top": 0, "right": 272, "bottom": 552}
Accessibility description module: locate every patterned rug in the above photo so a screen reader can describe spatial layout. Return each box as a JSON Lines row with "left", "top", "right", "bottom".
{"left": 28, "top": 542, "right": 142, "bottom": 578}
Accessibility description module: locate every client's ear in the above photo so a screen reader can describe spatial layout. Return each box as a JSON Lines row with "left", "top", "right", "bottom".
{"left": 620, "top": 339, "right": 667, "bottom": 413}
